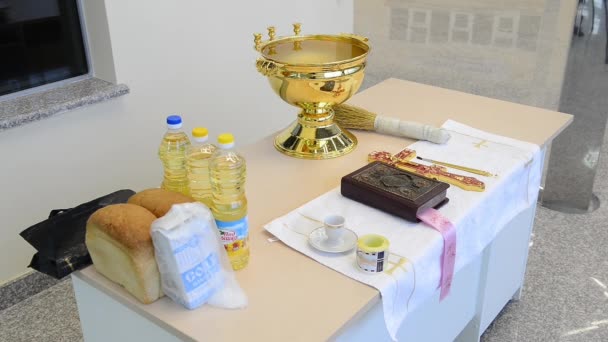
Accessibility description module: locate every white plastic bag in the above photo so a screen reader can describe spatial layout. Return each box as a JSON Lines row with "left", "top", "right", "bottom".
{"left": 150, "top": 202, "right": 248, "bottom": 310}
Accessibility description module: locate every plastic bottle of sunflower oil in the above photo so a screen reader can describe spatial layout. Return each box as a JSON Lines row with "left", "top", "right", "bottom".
{"left": 158, "top": 115, "right": 191, "bottom": 195}
{"left": 186, "top": 127, "right": 217, "bottom": 208}
{"left": 209, "top": 133, "right": 249, "bottom": 270}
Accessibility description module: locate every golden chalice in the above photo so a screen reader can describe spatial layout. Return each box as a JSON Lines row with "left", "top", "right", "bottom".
{"left": 254, "top": 24, "right": 370, "bottom": 159}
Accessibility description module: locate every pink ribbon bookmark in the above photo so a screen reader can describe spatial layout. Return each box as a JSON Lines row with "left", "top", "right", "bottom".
{"left": 417, "top": 208, "right": 456, "bottom": 301}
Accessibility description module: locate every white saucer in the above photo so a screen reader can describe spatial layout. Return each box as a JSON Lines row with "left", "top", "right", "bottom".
{"left": 309, "top": 227, "right": 358, "bottom": 253}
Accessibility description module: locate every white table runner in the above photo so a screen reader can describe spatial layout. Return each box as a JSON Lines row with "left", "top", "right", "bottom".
{"left": 264, "top": 120, "right": 542, "bottom": 340}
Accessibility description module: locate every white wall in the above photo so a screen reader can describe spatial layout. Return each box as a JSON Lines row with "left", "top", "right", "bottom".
{"left": 0, "top": 0, "right": 353, "bottom": 282}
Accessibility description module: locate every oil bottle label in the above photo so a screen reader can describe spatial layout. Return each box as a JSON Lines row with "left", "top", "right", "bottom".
{"left": 216, "top": 216, "right": 248, "bottom": 247}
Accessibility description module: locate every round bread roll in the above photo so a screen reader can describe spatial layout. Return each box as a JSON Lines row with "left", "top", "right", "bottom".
{"left": 127, "top": 188, "right": 195, "bottom": 218}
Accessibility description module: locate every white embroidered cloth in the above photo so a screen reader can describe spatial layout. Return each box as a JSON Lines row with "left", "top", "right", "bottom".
{"left": 264, "top": 120, "right": 542, "bottom": 340}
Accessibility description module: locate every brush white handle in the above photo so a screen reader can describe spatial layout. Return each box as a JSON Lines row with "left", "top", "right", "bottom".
{"left": 374, "top": 116, "right": 451, "bottom": 144}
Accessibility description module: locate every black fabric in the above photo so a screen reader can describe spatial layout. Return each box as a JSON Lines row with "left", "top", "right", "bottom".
{"left": 19, "top": 189, "right": 135, "bottom": 279}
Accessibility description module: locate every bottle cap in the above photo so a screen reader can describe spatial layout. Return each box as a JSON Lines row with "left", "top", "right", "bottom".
{"left": 166, "top": 115, "right": 182, "bottom": 129}
{"left": 217, "top": 133, "right": 235, "bottom": 148}
{"left": 218, "top": 133, "right": 234, "bottom": 144}
{"left": 192, "top": 127, "right": 209, "bottom": 138}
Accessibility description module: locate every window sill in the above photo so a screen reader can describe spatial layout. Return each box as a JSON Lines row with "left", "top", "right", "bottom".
{"left": 0, "top": 77, "right": 129, "bottom": 131}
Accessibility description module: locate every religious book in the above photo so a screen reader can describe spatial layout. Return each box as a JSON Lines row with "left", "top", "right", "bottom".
{"left": 341, "top": 162, "right": 450, "bottom": 222}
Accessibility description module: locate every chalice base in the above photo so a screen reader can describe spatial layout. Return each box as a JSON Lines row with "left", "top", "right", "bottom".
{"left": 274, "top": 120, "right": 357, "bottom": 159}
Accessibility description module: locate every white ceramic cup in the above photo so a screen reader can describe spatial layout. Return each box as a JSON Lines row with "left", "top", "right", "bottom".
{"left": 324, "top": 215, "right": 345, "bottom": 245}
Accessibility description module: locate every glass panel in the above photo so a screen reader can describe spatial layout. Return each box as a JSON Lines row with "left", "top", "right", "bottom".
{"left": 0, "top": 0, "right": 88, "bottom": 96}
{"left": 355, "top": 0, "right": 608, "bottom": 212}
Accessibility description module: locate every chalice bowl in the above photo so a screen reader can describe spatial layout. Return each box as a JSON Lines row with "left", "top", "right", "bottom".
{"left": 254, "top": 24, "right": 370, "bottom": 159}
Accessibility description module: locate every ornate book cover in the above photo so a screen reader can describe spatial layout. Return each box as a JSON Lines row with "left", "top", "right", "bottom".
{"left": 341, "top": 162, "right": 449, "bottom": 222}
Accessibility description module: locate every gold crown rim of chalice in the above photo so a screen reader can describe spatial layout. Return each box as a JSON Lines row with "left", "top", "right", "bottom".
{"left": 254, "top": 23, "right": 371, "bottom": 160}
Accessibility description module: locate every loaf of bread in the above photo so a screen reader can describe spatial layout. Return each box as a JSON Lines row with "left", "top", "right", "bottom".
{"left": 127, "top": 188, "right": 195, "bottom": 218}
{"left": 86, "top": 203, "right": 162, "bottom": 304}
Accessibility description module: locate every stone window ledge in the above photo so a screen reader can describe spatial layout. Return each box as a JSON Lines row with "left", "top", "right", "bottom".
{"left": 0, "top": 77, "right": 129, "bottom": 131}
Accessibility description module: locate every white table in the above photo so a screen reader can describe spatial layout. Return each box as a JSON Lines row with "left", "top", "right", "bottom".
{"left": 73, "top": 79, "right": 572, "bottom": 341}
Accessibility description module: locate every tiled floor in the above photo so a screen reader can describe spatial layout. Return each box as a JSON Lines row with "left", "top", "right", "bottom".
{"left": 0, "top": 279, "right": 82, "bottom": 342}
{"left": 0, "top": 272, "right": 59, "bottom": 312}
{"left": 482, "top": 150, "right": 608, "bottom": 341}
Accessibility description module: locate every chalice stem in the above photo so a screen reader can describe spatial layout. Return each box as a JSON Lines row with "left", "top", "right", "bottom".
{"left": 298, "top": 107, "right": 335, "bottom": 127}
